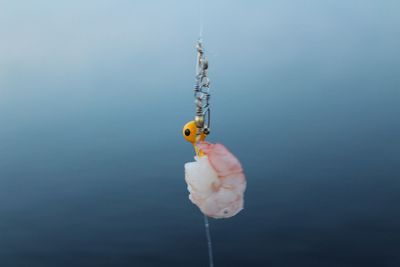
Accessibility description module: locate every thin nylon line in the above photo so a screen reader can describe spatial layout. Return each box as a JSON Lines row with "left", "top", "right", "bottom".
{"left": 194, "top": 142, "right": 214, "bottom": 267}
{"left": 204, "top": 215, "right": 214, "bottom": 267}
{"left": 199, "top": 0, "right": 204, "bottom": 39}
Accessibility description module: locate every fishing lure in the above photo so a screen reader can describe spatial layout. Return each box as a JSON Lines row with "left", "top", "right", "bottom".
{"left": 182, "top": 40, "right": 246, "bottom": 219}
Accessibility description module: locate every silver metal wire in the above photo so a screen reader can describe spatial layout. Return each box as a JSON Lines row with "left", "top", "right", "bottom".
{"left": 194, "top": 39, "right": 211, "bottom": 135}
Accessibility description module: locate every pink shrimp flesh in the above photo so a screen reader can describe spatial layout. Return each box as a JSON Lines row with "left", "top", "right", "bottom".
{"left": 184, "top": 141, "right": 246, "bottom": 218}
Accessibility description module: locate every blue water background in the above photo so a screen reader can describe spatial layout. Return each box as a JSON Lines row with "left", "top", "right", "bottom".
{"left": 0, "top": 1, "right": 399, "bottom": 266}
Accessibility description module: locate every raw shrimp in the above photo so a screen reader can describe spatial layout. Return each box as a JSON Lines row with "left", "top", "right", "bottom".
{"left": 185, "top": 141, "right": 246, "bottom": 219}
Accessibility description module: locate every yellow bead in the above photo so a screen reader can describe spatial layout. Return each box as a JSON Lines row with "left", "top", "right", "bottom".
{"left": 182, "top": 120, "right": 206, "bottom": 144}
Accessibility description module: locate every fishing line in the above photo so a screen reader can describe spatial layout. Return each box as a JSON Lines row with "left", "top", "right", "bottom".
{"left": 204, "top": 215, "right": 214, "bottom": 267}
{"left": 197, "top": 2, "right": 214, "bottom": 266}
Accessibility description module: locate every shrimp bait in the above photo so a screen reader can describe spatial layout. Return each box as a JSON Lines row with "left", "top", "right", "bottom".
{"left": 182, "top": 40, "right": 247, "bottom": 219}
{"left": 185, "top": 141, "right": 246, "bottom": 218}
